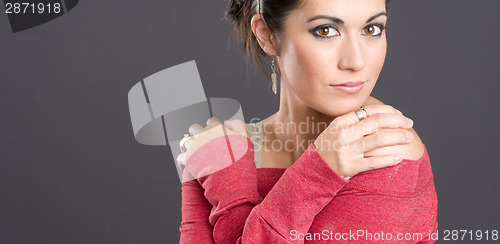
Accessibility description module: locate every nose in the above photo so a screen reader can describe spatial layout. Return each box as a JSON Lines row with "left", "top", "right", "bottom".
{"left": 337, "top": 35, "right": 366, "bottom": 72}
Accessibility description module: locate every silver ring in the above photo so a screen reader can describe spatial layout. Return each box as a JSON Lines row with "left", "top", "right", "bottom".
{"left": 355, "top": 109, "right": 366, "bottom": 121}
{"left": 361, "top": 106, "right": 369, "bottom": 117}
{"left": 179, "top": 133, "right": 192, "bottom": 152}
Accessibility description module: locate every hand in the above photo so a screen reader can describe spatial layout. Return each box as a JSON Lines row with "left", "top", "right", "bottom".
{"left": 176, "top": 117, "right": 250, "bottom": 181}
{"left": 313, "top": 105, "right": 414, "bottom": 180}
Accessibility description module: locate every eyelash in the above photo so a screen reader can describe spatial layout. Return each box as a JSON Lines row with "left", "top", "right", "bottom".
{"left": 310, "top": 23, "right": 386, "bottom": 40}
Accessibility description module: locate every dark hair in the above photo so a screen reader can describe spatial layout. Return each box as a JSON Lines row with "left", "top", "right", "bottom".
{"left": 226, "top": 0, "right": 391, "bottom": 78}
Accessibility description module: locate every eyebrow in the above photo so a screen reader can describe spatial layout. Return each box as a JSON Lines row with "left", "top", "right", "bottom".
{"left": 307, "top": 12, "right": 388, "bottom": 24}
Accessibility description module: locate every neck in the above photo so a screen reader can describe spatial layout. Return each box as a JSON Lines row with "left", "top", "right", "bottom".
{"left": 263, "top": 83, "right": 336, "bottom": 162}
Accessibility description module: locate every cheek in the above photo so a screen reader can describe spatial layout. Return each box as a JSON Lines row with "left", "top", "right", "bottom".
{"left": 280, "top": 38, "right": 334, "bottom": 87}
{"left": 366, "top": 41, "right": 387, "bottom": 75}
{"left": 279, "top": 35, "right": 387, "bottom": 93}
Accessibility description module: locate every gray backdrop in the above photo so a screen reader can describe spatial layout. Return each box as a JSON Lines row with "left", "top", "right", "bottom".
{"left": 1, "top": 0, "right": 499, "bottom": 243}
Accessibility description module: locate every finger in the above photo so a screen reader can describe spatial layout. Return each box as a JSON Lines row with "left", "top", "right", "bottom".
{"left": 206, "top": 117, "right": 222, "bottom": 128}
{"left": 179, "top": 137, "right": 186, "bottom": 152}
{"left": 223, "top": 120, "right": 233, "bottom": 130}
{"left": 224, "top": 119, "right": 246, "bottom": 133}
{"left": 183, "top": 137, "right": 194, "bottom": 152}
{"left": 350, "top": 113, "right": 413, "bottom": 141}
{"left": 364, "top": 144, "right": 403, "bottom": 158}
{"left": 176, "top": 153, "right": 186, "bottom": 170}
{"left": 355, "top": 153, "right": 404, "bottom": 173}
{"left": 359, "top": 129, "right": 413, "bottom": 153}
{"left": 332, "top": 104, "right": 402, "bottom": 128}
{"left": 189, "top": 123, "right": 205, "bottom": 137}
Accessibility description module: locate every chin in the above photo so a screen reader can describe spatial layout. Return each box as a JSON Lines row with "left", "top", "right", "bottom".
{"left": 316, "top": 96, "right": 368, "bottom": 118}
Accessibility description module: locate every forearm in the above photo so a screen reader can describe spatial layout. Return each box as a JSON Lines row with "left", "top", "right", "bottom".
{"left": 198, "top": 139, "right": 348, "bottom": 243}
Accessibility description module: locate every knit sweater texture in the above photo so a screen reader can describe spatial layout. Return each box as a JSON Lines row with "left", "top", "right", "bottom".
{"left": 179, "top": 122, "right": 438, "bottom": 243}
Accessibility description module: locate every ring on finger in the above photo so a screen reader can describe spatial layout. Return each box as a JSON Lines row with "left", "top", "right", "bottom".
{"left": 355, "top": 109, "right": 367, "bottom": 121}
{"left": 179, "top": 133, "right": 193, "bottom": 152}
{"left": 361, "top": 106, "right": 369, "bottom": 117}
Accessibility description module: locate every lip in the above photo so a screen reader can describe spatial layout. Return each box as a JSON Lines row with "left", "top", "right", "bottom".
{"left": 329, "top": 81, "right": 365, "bottom": 94}
{"left": 331, "top": 81, "right": 365, "bottom": 87}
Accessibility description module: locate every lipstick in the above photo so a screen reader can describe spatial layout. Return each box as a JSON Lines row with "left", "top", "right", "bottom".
{"left": 329, "top": 81, "right": 365, "bottom": 94}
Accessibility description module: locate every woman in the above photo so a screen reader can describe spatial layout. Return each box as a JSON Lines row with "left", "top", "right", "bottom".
{"left": 177, "top": 0, "right": 438, "bottom": 243}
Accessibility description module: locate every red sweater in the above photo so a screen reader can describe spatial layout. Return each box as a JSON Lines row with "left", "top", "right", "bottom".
{"left": 179, "top": 134, "right": 438, "bottom": 243}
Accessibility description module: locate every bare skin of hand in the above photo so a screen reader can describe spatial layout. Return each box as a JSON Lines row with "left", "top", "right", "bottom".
{"left": 314, "top": 104, "right": 414, "bottom": 180}
{"left": 176, "top": 117, "right": 250, "bottom": 171}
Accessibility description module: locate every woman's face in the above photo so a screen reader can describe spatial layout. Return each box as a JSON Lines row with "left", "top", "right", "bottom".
{"left": 277, "top": 0, "right": 388, "bottom": 117}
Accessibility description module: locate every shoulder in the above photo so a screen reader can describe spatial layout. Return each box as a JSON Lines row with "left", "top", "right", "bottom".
{"left": 363, "top": 96, "right": 426, "bottom": 161}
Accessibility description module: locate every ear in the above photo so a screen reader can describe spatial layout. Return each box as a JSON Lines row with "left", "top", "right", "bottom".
{"left": 250, "top": 14, "right": 278, "bottom": 56}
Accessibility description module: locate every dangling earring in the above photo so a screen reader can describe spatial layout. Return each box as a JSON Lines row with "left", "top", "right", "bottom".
{"left": 271, "top": 59, "right": 278, "bottom": 94}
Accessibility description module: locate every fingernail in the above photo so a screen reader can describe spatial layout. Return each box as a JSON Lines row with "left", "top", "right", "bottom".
{"left": 406, "top": 132, "right": 413, "bottom": 140}
{"left": 395, "top": 154, "right": 403, "bottom": 161}
{"left": 406, "top": 118, "right": 413, "bottom": 126}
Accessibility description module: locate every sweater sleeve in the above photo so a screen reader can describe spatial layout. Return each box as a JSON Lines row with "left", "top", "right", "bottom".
{"left": 179, "top": 180, "right": 215, "bottom": 243}
{"left": 233, "top": 142, "right": 349, "bottom": 243}
{"left": 417, "top": 220, "right": 438, "bottom": 244}
{"left": 417, "top": 181, "right": 439, "bottom": 244}
{"left": 180, "top": 134, "right": 349, "bottom": 243}
{"left": 180, "top": 135, "right": 262, "bottom": 243}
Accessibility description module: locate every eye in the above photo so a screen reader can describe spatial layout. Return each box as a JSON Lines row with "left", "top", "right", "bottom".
{"left": 311, "top": 25, "right": 339, "bottom": 38}
{"left": 362, "top": 24, "right": 385, "bottom": 36}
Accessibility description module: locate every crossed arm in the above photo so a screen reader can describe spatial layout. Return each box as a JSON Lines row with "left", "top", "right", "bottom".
{"left": 179, "top": 135, "right": 349, "bottom": 243}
